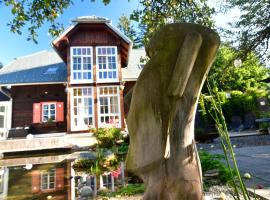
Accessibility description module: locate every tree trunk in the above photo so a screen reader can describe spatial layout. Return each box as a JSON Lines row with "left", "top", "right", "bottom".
{"left": 125, "top": 23, "right": 220, "bottom": 200}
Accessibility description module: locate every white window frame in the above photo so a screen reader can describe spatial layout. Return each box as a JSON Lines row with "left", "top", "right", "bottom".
{"left": 42, "top": 103, "right": 56, "bottom": 122}
{"left": 70, "top": 87, "right": 95, "bottom": 131}
{"left": 97, "top": 86, "right": 121, "bottom": 128}
{"left": 70, "top": 46, "right": 94, "bottom": 84}
{"left": 96, "top": 46, "right": 119, "bottom": 83}
{"left": 40, "top": 169, "right": 56, "bottom": 191}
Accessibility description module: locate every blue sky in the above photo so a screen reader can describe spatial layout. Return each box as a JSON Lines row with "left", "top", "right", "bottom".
{"left": 0, "top": 0, "right": 240, "bottom": 66}
{"left": 0, "top": 0, "right": 140, "bottom": 65}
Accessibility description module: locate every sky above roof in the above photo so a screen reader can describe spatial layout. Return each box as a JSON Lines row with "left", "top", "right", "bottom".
{"left": 0, "top": 0, "right": 238, "bottom": 66}
{"left": 0, "top": 0, "right": 140, "bottom": 65}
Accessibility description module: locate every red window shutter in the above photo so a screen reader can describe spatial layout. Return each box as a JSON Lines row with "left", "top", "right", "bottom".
{"left": 56, "top": 168, "right": 64, "bottom": 190}
{"left": 33, "top": 103, "right": 41, "bottom": 123}
{"left": 56, "top": 102, "right": 64, "bottom": 122}
{"left": 31, "top": 170, "right": 40, "bottom": 193}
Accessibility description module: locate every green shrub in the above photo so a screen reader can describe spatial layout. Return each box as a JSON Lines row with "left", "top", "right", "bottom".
{"left": 199, "top": 150, "right": 233, "bottom": 186}
{"left": 95, "top": 127, "right": 122, "bottom": 148}
{"left": 114, "top": 184, "right": 145, "bottom": 196}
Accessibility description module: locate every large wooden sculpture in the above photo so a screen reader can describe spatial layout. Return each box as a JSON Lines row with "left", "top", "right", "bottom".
{"left": 125, "top": 23, "right": 220, "bottom": 200}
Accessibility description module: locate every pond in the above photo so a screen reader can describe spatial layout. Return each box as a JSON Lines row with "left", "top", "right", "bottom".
{"left": 0, "top": 151, "right": 123, "bottom": 200}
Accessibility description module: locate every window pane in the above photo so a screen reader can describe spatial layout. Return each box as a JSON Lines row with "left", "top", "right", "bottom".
{"left": 87, "top": 48, "right": 91, "bottom": 55}
{"left": 107, "top": 48, "right": 111, "bottom": 54}
{"left": 78, "top": 73, "right": 82, "bottom": 79}
{"left": 82, "top": 48, "right": 86, "bottom": 55}
{"left": 108, "top": 72, "right": 112, "bottom": 78}
{"left": 0, "top": 106, "right": 5, "bottom": 112}
{"left": 0, "top": 116, "right": 4, "bottom": 128}
{"left": 50, "top": 115, "right": 55, "bottom": 120}
{"left": 113, "top": 71, "right": 117, "bottom": 78}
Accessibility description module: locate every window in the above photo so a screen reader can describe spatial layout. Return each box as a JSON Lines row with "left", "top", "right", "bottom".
{"left": 42, "top": 103, "right": 56, "bottom": 122}
{"left": 96, "top": 46, "right": 118, "bottom": 82}
{"left": 41, "top": 169, "right": 55, "bottom": 190}
{"left": 97, "top": 86, "right": 121, "bottom": 127}
{"left": 71, "top": 87, "right": 94, "bottom": 131}
{"left": 71, "top": 47, "right": 93, "bottom": 83}
{"left": 33, "top": 102, "right": 64, "bottom": 124}
{"left": 102, "top": 173, "right": 113, "bottom": 188}
{"left": 0, "top": 106, "right": 5, "bottom": 128}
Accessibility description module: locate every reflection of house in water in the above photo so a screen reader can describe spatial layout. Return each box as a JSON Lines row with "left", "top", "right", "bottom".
{"left": 0, "top": 152, "right": 125, "bottom": 200}
{"left": 0, "top": 160, "right": 72, "bottom": 200}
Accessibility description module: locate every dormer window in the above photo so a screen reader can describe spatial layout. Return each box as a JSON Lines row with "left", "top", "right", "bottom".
{"left": 70, "top": 47, "right": 93, "bottom": 83}
{"left": 96, "top": 46, "right": 118, "bottom": 82}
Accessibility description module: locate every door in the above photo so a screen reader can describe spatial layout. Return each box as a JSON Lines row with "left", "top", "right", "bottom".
{"left": 0, "top": 102, "right": 11, "bottom": 140}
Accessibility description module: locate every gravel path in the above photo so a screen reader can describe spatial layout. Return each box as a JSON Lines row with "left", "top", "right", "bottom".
{"left": 96, "top": 185, "right": 263, "bottom": 200}
{"left": 197, "top": 134, "right": 270, "bottom": 151}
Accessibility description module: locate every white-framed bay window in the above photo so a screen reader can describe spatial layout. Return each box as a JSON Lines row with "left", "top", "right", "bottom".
{"left": 70, "top": 47, "right": 93, "bottom": 83}
{"left": 70, "top": 87, "right": 94, "bottom": 131}
{"left": 96, "top": 46, "right": 118, "bottom": 82}
{"left": 97, "top": 86, "right": 121, "bottom": 127}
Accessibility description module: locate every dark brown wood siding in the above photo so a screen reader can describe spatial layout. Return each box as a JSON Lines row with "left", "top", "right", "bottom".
{"left": 11, "top": 84, "right": 67, "bottom": 134}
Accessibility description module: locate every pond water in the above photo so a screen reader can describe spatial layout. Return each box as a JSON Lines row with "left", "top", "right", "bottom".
{"left": 0, "top": 152, "right": 121, "bottom": 200}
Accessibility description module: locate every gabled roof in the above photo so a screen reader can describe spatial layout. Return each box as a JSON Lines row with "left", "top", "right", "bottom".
{"left": 122, "top": 49, "right": 146, "bottom": 81}
{"left": 51, "top": 16, "right": 132, "bottom": 65}
{"left": 53, "top": 16, "right": 132, "bottom": 45}
{"left": 0, "top": 51, "right": 66, "bottom": 85}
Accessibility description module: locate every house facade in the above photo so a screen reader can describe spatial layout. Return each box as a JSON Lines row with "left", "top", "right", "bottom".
{"left": 0, "top": 16, "right": 145, "bottom": 139}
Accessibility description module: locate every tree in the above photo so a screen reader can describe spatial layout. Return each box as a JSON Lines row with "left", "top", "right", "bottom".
{"left": 0, "top": 62, "right": 3, "bottom": 69}
{"left": 208, "top": 44, "right": 269, "bottom": 92}
{"left": 117, "top": 15, "right": 142, "bottom": 49}
{"left": 223, "top": 0, "right": 270, "bottom": 61}
{"left": 130, "top": 0, "right": 215, "bottom": 45}
{"left": 0, "top": 0, "right": 111, "bottom": 43}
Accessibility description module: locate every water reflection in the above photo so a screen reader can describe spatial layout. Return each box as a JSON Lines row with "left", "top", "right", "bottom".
{"left": 0, "top": 159, "right": 72, "bottom": 200}
{"left": 0, "top": 153, "right": 124, "bottom": 200}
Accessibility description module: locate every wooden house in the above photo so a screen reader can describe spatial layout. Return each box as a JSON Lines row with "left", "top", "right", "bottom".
{"left": 0, "top": 16, "right": 145, "bottom": 139}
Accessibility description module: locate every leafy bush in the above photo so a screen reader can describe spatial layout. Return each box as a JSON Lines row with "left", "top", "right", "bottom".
{"left": 95, "top": 127, "right": 122, "bottom": 148}
{"left": 199, "top": 150, "right": 233, "bottom": 186}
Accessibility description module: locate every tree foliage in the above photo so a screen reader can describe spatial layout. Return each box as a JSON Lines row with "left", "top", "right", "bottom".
{"left": 117, "top": 15, "right": 142, "bottom": 49}
{"left": 208, "top": 44, "right": 269, "bottom": 92}
{"left": 130, "top": 0, "right": 215, "bottom": 44}
{"left": 224, "top": 0, "right": 270, "bottom": 60}
{"left": 0, "top": 0, "right": 111, "bottom": 43}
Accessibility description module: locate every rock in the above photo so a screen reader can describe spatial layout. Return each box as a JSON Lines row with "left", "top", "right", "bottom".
{"left": 256, "top": 184, "right": 264, "bottom": 189}
{"left": 80, "top": 186, "right": 93, "bottom": 197}
{"left": 204, "top": 169, "right": 219, "bottom": 178}
{"left": 220, "top": 192, "right": 227, "bottom": 200}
